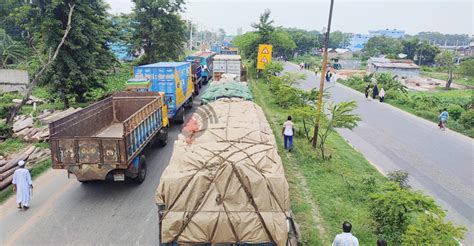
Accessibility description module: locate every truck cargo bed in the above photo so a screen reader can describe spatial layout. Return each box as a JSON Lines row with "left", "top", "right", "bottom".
{"left": 94, "top": 123, "right": 123, "bottom": 138}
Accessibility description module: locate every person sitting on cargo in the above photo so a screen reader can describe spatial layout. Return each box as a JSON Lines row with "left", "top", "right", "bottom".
{"left": 332, "top": 221, "right": 359, "bottom": 246}
{"left": 282, "top": 116, "right": 295, "bottom": 152}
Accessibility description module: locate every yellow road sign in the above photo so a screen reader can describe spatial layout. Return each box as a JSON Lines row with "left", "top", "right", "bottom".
{"left": 257, "top": 44, "right": 273, "bottom": 70}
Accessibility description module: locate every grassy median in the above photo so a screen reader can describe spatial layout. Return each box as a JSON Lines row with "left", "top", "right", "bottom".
{"left": 250, "top": 76, "right": 388, "bottom": 244}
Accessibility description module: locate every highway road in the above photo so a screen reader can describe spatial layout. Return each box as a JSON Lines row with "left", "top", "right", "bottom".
{"left": 0, "top": 92, "right": 205, "bottom": 245}
{"left": 284, "top": 62, "right": 474, "bottom": 243}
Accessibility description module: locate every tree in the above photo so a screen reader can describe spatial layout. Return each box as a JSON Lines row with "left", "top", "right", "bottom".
{"left": 459, "top": 59, "right": 474, "bottom": 77}
{"left": 285, "top": 28, "right": 323, "bottom": 55}
{"left": 435, "top": 50, "right": 456, "bottom": 89}
{"left": 232, "top": 32, "right": 260, "bottom": 62}
{"left": 362, "top": 36, "right": 402, "bottom": 58}
{"left": 401, "top": 38, "right": 419, "bottom": 60}
{"left": 0, "top": 28, "right": 28, "bottom": 68}
{"left": 328, "top": 31, "right": 351, "bottom": 48}
{"left": 251, "top": 9, "right": 274, "bottom": 44}
{"left": 317, "top": 101, "right": 361, "bottom": 159}
{"left": 110, "top": 13, "right": 134, "bottom": 59}
{"left": 269, "top": 29, "right": 296, "bottom": 58}
{"left": 6, "top": 3, "right": 76, "bottom": 124}
{"left": 132, "top": 0, "right": 187, "bottom": 64}
{"left": 415, "top": 41, "right": 440, "bottom": 65}
{"left": 368, "top": 182, "right": 445, "bottom": 244}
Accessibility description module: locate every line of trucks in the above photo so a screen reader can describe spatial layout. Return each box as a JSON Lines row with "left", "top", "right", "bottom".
{"left": 48, "top": 52, "right": 299, "bottom": 245}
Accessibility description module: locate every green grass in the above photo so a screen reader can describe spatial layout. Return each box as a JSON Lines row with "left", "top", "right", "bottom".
{"left": 0, "top": 138, "right": 27, "bottom": 157}
{"left": 421, "top": 71, "right": 474, "bottom": 87}
{"left": 250, "top": 77, "right": 387, "bottom": 245}
{"left": 0, "top": 159, "right": 52, "bottom": 204}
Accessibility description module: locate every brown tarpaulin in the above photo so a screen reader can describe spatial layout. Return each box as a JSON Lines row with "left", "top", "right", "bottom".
{"left": 156, "top": 99, "right": 290, "bottom": 245}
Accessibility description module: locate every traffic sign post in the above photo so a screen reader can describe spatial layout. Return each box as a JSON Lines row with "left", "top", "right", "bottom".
{"left": 257, "top": 44, "right": 273, "bottom": 70}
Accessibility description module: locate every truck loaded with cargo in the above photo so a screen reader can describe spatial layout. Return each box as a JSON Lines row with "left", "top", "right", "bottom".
{"left": 212, "top": 54, "right": 243, "bottom": 82}
{"left": 128, "top": 62, "right": 195, "bottom": 123}
{"left": 155, "top": 98, "right": 300, "bottom": 245}
{"left": 49, "top": 92, "right": 169, "bottom": 183}
{"left": 186, "top": 51, "right": 215, "bottom": 85}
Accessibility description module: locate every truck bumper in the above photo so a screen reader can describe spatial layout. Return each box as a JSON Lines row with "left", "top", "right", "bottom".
{"left": 66, "top": 164, "right": 125, "bottom": 181}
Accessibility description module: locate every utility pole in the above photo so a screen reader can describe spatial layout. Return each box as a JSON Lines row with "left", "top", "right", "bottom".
{"left": 189, "top": 20, "right": 193, "bottom": 51}
{"left": 312, "top": 0, "right": 335, "bottom": 148}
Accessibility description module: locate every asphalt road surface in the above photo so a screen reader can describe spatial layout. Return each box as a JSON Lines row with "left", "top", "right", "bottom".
{"left": 284, "top": 62, "right": 474, "bottom": 243}
{"left": 0, "top": 90, "right": 206, "bottom": 245}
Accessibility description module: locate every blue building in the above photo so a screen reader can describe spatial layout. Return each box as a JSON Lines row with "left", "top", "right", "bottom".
{"left": 349, "top": 29, "right": 405, "bottom": 52}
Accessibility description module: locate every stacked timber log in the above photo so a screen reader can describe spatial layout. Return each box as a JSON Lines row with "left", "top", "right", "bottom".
{"left": 11, "top": 107, "right": 82, "bottom": 142}
{"left": 0, "top": 145, "right": 50, "bottom": 190}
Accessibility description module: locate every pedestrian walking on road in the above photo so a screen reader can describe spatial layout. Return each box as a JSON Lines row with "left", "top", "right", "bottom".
{"left": 438, "top": 108, "right": 449, "bottom": 131}
{"left": 379, "top": 87, "right": 386, "bottom": 102}
{"left": 332, "top": 221, "right": 359, "bottom": 246}
{"left": 282, "top": 116, "right": 295, "bottom": 152}
{"left": 299, "top": 62, "right": 304, "bottom": 70}
{"left": 372, "top": 84, "right": 379, "bottom": 99}
{"left": 364, "top": 85, "right": 370, "bottom": 99}
{"left": 12, "top": 160, "right": 33, "bottom": 210}
{"left": 325, "top": 71, "right": 332, "bottom": 82}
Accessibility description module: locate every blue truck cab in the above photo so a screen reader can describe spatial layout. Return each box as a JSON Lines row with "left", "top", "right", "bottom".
{"left": 185, "top": 52, "right": 215, "bottom": 85}
{"left": 130, "top": 62, "right": 194, "bottom": 124}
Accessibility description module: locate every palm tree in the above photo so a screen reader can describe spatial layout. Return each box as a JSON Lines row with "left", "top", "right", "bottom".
{"left": 0, "top": 29, "right": 27, "bottom": 68}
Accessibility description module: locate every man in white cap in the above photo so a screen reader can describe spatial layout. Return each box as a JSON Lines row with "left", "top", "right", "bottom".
{"left": 12, "top": 160, "right": 33, "bottom": 210}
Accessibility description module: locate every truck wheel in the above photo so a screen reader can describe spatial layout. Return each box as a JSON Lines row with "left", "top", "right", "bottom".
{"left": 186, "top": 97, "right": 193, "bottom": 109}
{"left": 175, "top": 108, "right": 185, "bottom": 124}
{"left": 156, "top": 128, "right": 168, "bottom": 147}
{"left": 134, "top": 156, "right": 147, "bottom": 183}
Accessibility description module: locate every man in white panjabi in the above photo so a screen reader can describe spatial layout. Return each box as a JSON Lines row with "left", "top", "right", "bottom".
{"left": 12, "top": 160, "right": 33, "bottom": 210}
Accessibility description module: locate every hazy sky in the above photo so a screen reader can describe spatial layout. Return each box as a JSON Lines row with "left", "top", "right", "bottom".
{"left": 105, "top": 0, "right": 473, "bottom": 35}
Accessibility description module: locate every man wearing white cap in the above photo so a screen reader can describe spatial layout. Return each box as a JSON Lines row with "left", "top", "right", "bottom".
{"left": 12, "top": 160, "right": 33, "bottom": 210}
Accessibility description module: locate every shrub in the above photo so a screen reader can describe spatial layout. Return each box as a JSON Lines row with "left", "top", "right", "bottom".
{"left": 447, "top": 104, "right": 465, "bottom": 121}
{"left": 459, "top": 109, "right": 474, "bottom": 129}
{"left": 387, "top": 170, "right": 410, "bottom": 189}
{"left": 0, "top": 122, "right": 12, "bottom": 138}
{"left": 402, "top": 213, "right": 466, "bottom": 245}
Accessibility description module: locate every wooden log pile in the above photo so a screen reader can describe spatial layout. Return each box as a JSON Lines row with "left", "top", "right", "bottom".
{"left": 11, "top": 107, "right": 81, "bottom": 143}
{"left": 0, "top": 145, "right": 51, "bottom": 190}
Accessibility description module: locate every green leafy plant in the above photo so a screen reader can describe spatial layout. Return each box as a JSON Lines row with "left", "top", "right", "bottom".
{"left": 387, "top": 170, "right": 410, "bottom": 189}
{"left": 402, "top": 213, "right": 466, "bottom": 245}
{"left": 447, "top": 104, "right": 465, "bottom": 121}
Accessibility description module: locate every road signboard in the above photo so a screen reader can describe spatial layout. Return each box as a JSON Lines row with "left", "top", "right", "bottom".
{"left": 257, "top": 44, "right": 273, "bottom": 70}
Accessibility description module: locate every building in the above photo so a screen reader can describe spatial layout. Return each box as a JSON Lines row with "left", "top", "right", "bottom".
{"left": 349, "top": 29, "right": 405, "bottom": 52}
{"left": 367, "top": 57, "right": 420, "bottom": 78}
{"left": 327, "top": 48, "right": 353, "bottom": 59}
{"left": 0, "top": 69, "right": 29, "bottom": 94}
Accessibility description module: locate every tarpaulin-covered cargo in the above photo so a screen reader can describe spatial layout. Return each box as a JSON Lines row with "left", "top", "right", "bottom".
{"left": 156, "top": 100, "right": 295, "bottom": 245}
{"left": 200, "top": 80, "right": 252, "bottom": 105}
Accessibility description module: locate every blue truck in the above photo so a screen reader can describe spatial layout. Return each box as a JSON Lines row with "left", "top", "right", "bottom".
{"left": 130, "top": 62, "right": 194, "bottom": 124}
{"left": 185, "top": 52, "right": 215, "bottom": 85}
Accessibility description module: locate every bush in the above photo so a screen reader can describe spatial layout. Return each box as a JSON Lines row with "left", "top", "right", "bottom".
{"left": 0, "top": 92, "right": 20, "bottom": 119}
{"left": 387, "top": 170, "right": 410, "bottom": 189}
{"left": 447, "top": 104, "right": 465, "bottom": 121}
{"left": 459, "top": 109, "right": 474, "bottom": 129}
{"left": 0, "top": 122, "right": 12, "bottom": 138}
{"left": 402, "top": 213, "right": 466, "bottom": 245}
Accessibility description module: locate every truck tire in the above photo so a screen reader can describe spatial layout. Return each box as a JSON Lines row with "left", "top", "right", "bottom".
{"left": 134, "top": 156, "right": 147, "bottom": 184}
{"left": 156, "top": 128, "right": 168, "bottom": 147}
{"left": 184, "top": 96, "right": 194, "bottom": 109}
{"left": 174, "top": 108, "right": 185, "bottom": 124}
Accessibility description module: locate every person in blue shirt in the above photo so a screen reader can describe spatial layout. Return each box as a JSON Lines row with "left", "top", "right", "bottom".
{"left": 438, "top": 108, "right": 449, "bottom": 131}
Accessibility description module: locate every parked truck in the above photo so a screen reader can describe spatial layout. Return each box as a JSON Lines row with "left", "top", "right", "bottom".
{"left": 155, "top": 99, "right": 300, "bottom": 246}
{"left": 50, "top": 92, "right": 169, "bottom": 183}
{"left": 213, "top": 54, "right": 242, "bottom": 81}
{"left": 185, "top": 57, "right": 203, "bottom": 95}
{"left": 185, "top": 52, "right": 215, "bottom": 84}
{"left": 131, "top": 62, "right": 194, "bottom": 123}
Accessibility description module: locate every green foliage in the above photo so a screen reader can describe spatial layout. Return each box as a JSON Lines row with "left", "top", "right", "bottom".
{"left": 261, "top": 62, "right": 284, "bottom": 80}
{"left": 416, "top": 41, "right": 440, "bottom": 65}
{"left": 269, "top": 29, "right": 296, "bottom": 58}
{"left": 401, "top": 38, "right": 419, "bottom": 60}
{"left": 328, "top": 31, "right": 351, "bottom": 49}
{"left": 284, "top": 28, "right": 323, "bottom": 54}
{"left": 373, "top": 73, "right": 408, "bottom": 95}
{"left": 0, "top": 122, "right": 12, "bottom": 138}
{"left": 386, "top": 170, "right": 410, "bottom": 189}
{"left": 402, "top": 213, "right": 466, "bottom": 245}
{"left": 232, "top": 32, "right": 261, "bottom": 63}
{"left": 435, "top": 50, "right": 455, "bottom": 69}
{"left": 459, "top": 59, "right": 474, "bottom": 77}
{"left": 110, "top": 13, "right": 134, "bottom": 58}
{"left": 0, "top": 28, "right": 29, "bottom": 68}
{"left": 0, "top": 138, "right": 27, "bottom": 156}
{"left": 251, "top": 9, "right": 274, "bottom": 44}
{"left": 447, "top": 104, "right": 465, "bottom": 121}
{"left": 132, "top": 0, "right": 186, "bottom": 64}
{"left": 368, "top": 182, "right": 444, "bottom": 244}
{"left": 0, "top": 92, "right": 21, "bottom": 119}
{"left": 459, "top": 110, "right": 474, "bottom": 129}
{"left": 362, "top": 36, "right": 402, "bottom": 59}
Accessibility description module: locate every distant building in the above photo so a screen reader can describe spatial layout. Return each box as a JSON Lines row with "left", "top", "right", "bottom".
{"left": 327, "top": 48, "right": 353, "bottom": 59}
{"left": 349, "top": 29, "right": 405, "bottom": 52}
{"left": 367, "top": 57, "right": 420, "bottom": 78}
{"left": 0, "top": 69, "right": 29, "bottom": 94}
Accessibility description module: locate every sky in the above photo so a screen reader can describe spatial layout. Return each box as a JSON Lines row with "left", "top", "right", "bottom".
{"left": 105, "top": 0, "right": 473, "bottom": 36}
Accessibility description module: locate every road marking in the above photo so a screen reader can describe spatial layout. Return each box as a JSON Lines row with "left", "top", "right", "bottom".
{"left": 3, "top": 179, "right": 74, "bottom": 246}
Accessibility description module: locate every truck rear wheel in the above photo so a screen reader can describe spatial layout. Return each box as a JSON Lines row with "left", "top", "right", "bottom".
{"left": 156, "top": 128, "right": 168, "bottom": 147}
{"left": 134, "top": 156, "right": 147, "bottom": 184}
{"left": 174, "top": 108, "right": 185, "bottom": 124}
